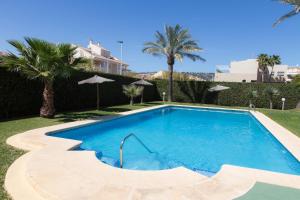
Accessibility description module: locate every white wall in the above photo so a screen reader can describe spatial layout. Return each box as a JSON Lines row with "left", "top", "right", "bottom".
{"left": 214, "top": 73, "right": 257, "bottom": 82}
{"left": 215, "top": 59, "right": 289, "bottom": 82}
{"left": 230, "top": 59, "right": 258, "bottom": 74}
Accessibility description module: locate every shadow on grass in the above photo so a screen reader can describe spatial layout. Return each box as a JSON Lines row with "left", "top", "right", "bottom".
{"left": 55, "top": 112, "right": 119, "bottom": 123}
{"left": 101, "top": 107, "right": 132, "bottom": 113}
{"left": 6, "top": 102, "right": 163, "bottom": 123}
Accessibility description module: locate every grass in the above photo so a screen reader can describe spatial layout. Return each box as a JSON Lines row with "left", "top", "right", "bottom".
{"left": 0, "top": 101, "right": 299, "bottom": 199}
{"left": 259, "top": 109, "right": 300, "bottom": 137}
{"left": 0, "top": 103, "right": 156, "bottom": 200}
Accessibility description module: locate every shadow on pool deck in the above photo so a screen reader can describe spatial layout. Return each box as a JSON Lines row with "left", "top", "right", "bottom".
{"left": 235, "top": 182, "right": 300, "bottom": 200}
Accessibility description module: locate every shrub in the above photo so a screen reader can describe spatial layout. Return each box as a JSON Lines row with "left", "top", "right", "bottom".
{"left": 154, "top": 79, "right": 300, "bottom": 109}
{"left": 0, "top": 68, "right": 158, "bottom": 119}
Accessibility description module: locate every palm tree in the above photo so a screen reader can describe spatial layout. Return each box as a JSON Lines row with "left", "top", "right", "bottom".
{"left": 0, "top": 37, "right": 86, "bottom": 118}
{"left": 264, "top": 87, "right": 280, "bottom": 109}
{"left": 122, "top": 85, "right": 143, "bottom": 105}
{"left": 268, "top": 55, "right": 281, "bottom": 81}
{"left": 274, "top": 0, "right": 300, "bottom": 27}
{"left": 247, "top": 90, "right": 258, "bottom": 108}
{"left": 142, "top": 24, "right": 205, "bottom": 101}
{"left": 257, "top": 54, "right": 270, "bottom": 82}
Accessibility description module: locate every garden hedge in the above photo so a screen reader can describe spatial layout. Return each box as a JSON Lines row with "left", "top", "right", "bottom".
{"left": 155, "top": 80, "right": 300, "bottom": 109}
{"left": 1, "top": 67, "right": 299, "bottom": 120}
{"left": 0, "top": 68, "right": 158, "bottom": 119}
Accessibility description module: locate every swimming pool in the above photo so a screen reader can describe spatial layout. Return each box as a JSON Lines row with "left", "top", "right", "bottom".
{"left": 50, "top": 106, "right": 300, "bottom": 176}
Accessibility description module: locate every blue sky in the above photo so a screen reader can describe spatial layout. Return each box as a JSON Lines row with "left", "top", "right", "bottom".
{"left": 1, "top": 0, "right": 300, "bottom": 72}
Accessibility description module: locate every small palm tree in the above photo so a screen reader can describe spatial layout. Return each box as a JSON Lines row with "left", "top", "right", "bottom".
{"left": 143, "top": 24, "right": 205, "bottom": 101}
{"left": 247, "top": 90, "right": 258, "bottom": 108}
{"left": 257, "top": 54, "right": 270, "bottom": 83}
{"left": 0, "top": 37, "right": 86, "bottom": 118}
{"left": 264, "top": 87, "right": 280, "bottom": 109}
{"left": 123, "top": 85, "right": 143, "bottom": 105}
{"left": 274, "top": 0, "right": 300, "bottom": 27}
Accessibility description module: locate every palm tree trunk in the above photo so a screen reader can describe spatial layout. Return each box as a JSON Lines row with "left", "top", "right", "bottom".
{"left": 269, "top": 66, "right": 274, "bottom": 82}
{"left": 40, "top": 80, "right": 55, "bottom": 118}
{"left": 130, "top": 96, "right": 133, "bottom": 106}
{"left": 167, "top": 56, "right": 174, "bottom": 102}
{"left": 257, "top": 68, "right": 263, "bottom": 83}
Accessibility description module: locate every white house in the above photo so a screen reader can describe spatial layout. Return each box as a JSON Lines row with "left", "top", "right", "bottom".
{"left": 215, "top": 59, "right": 289, "bottom": 82}
{"left": 73, "top": 41, "right": 128, "bottom": 75}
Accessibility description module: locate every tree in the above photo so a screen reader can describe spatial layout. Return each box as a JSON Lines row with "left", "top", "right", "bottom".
{"left": 274, "top": 0, "right": 300, "bottom": 26}
{"left": 268, "top": 55, "right": 281, "bottom": 82}
{"left": 122, "top": 85, "right": 143, "bottom": 105}
{"left": 257, "top": 54, "right": 281, "bottom": 82}
{"left": 257, "top": 54, "right": 270, "bottom": 82}
{"left": 247, "top": 90, "right": 258, "bottom": 108}
{"left": 0, "top": 37, "right": 86, "bottom": 118}
{"left": 264, "top": 87, "right": 280, "bottom": 109}
{"left": 142, "top": 24, "right": 205, "bottom": 101}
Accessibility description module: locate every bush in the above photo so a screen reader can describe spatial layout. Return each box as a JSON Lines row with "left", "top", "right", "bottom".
{"left": 0, "top": 68, "right": 158, "bottom": 119}
{"left": 1, "top": 68, "right": 299, "bottom": 120}
{"left": 154, "top": 79, "right": 300, "bottom": 109}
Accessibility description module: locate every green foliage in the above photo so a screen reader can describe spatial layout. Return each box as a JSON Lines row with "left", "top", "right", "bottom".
{"left": 142, "top": 24, "right": 205, "bottom": 62}
{"left": 274, "top": 0, "right": 300, "bottom": 26}
{"left": 264, "top": 86, "right": 280, "bottom": 109}
{"left": 0, "top": 68, "right": 158, "bottom": 119}
{"left": 257, "top": 54, "right": 281, "bottom": 82}
{"left": 1, "top": 65, "right": 299, "bottom": 119}
{"left": 142, "top": 24, "right": 205, "bottom": 101}
{"left": 247, "top": 90, "right": 258, "bottom": 100}
{"left": 1, "top": 37, "right": 86, "bottom": 82}
{"left": 292, "top": 75, "right": 300, "bottom": 86}
{"left": 123, "top": 85, "right": 144, "bottom": 105}
{"left": 264, "top": 86, "right": 280, "bottom": 100}
{"left": 155, "top": 80, "right": 300, "bottom": 109}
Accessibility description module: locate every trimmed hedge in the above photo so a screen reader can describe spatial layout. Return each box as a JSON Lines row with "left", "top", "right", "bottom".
{"left": 155, "top": 80, "right": 300, "bottom": 109}
{"left": 1, "top": 68, "right": 299, "bottom": 120}
{"left": 0, "top": 68, "right": 158, "bottom": 119}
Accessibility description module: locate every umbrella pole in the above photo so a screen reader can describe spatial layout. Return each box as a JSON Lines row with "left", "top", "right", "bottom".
{"left": 97, "top": 83, "right": 100, "bottom": 110}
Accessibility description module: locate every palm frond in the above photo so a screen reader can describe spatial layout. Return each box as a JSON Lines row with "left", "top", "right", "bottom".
{"left": 142, "top": 24, "right": 205, "bottom": 63}
{"left": 1, "top": 37, "right": 84, "bottom": 81}
{"left": 274, "top": 0, "right": 300, "bottom": 26}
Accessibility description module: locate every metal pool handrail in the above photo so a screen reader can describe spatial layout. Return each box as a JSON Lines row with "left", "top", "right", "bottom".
{"left": 119, "top": 133, "right": 153, "bottom": 168}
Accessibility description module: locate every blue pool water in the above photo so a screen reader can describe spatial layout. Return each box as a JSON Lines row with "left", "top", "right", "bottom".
{"left": 50, "top": 106, "right": 300, "bottom": 176}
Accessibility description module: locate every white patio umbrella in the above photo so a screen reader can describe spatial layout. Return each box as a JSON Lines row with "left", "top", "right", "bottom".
{"left": 208, "top": 85, "right": 230, "bottom": 92}
{"left": 208, "top": 85, "right": 230, "bottom": 105}
{"left": 131, "top": 79, "right": 153, "bottom": 104}
{"left": 78, "top": 75, "right": 114, "bottom": 110}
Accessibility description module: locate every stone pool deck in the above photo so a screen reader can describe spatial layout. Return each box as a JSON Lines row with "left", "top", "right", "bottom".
{"left": 5, "top": 105, "right": 300, "bottom": 200}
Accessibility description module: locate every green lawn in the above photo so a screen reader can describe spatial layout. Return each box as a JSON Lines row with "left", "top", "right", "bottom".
{"left": 0, "top": 103, "right": 156, "bottom": 200}
{"left": 259, "top": 109, "right": 300, "bottom": 137}
{"left": 0, "top": 102, "right": 299, "bottom": 199}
